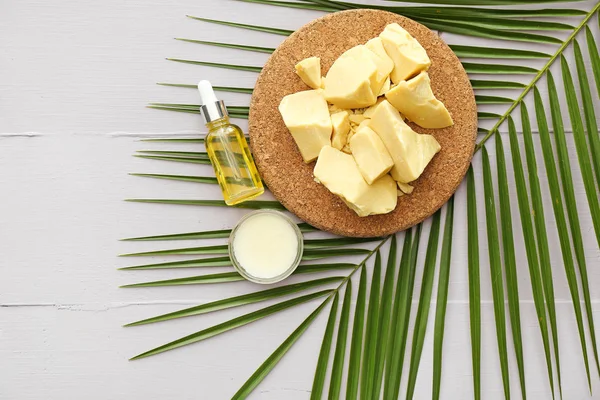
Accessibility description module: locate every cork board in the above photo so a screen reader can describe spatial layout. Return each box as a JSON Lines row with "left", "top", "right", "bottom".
{"left": 249, "top": 9, "right": 477, "bottom": 237}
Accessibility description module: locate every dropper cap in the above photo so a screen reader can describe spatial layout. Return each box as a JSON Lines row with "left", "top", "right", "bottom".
{"left": 198, "top": 80, "right": 228, "bottom": 123}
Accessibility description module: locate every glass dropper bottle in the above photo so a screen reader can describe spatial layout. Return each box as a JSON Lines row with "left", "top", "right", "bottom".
{"left": 198, "top": 81, "right": 264, "bottom": 205}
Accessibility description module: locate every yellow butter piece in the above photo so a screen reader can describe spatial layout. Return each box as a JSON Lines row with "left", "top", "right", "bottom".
{"left": 278, "top": 89, "right": 332, "bottom": 163}
{"left": 385, "top": 71, "right": 453, "bottom": 129}
{"left": 397, "top": 181, "right": 414, "bottom": 194}
{"left": 349, "top": 113, "right": 367, "bottom": 125}
{"left": 366, "top": 37, "right": 395, "bottom": 76}
{"left": 369, "top": 100, "right": 441, "bottom": 183}
{"left": 295, "top": 57, "right": 322, "bottom": 89}
{"left": 350, "top": 126, "right": 394, "bottom": 184}
{"left": 324, "top": 46, "right": 381, "bottom": 108}
{"left": 330, "top": 111, "right": 351, "bottom": 150}
{"left": 357, "top": 119, "right": 371, "bottom": 131}
{"left": 343, "top": 45, "right": 393, "bottom": 95}
{"left": 378, "top": 77, "right": 391, "bottom": 96}
{"left": 380, "top": 23, "right": 431, "bottom": 84}
{"left": 324, "top": 51, "right": 376, "bottom": 108}
{"left": 343, "top": 126, "right": 355, "bottom": 154}
{"left": 329, "top": 104, "right": 343, "bottom": 113}
{"left": 363, "top": 98, "right": 385, "bottom": 119}
{"left": 314, "top": 146, "right": 397, "bottom": 217}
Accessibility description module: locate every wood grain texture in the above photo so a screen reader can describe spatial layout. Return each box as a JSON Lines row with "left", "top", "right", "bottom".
{"left": 249, "top": 10, "right": 477, "bottom": 237}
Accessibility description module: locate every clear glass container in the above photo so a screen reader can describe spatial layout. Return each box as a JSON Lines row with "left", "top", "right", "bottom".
{"left": 205, "top": 117, "right": 264, "bottom": 206}
{"left": 228, "top": 210, "right": 304, "bottom": 284}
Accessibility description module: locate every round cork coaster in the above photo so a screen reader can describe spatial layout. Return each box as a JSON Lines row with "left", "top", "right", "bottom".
{"left": 249, "top": 9, "right": 477, "bottom": 237}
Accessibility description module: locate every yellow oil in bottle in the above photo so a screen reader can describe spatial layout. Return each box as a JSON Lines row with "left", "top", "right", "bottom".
{"left": 205, "top": 117, "right": 264, "bottom": 205}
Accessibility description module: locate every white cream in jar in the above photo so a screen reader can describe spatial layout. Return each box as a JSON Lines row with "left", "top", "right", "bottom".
{"left": 229, "top": 210, "right": 304, "bottom": 283}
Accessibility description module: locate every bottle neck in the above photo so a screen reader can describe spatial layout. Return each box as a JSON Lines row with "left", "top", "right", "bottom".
{"left": 206, "top": 116, "right": 230, "bottom": 131}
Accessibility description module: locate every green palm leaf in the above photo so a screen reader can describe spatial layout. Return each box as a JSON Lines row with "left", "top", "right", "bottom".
{"left": 310, "top": 293, "right": 339, "bottom": 400}
{"left": 121, "top": 223, "right": 316, "bottom": 242}
{"left": 574, "top": 39, "right": 600, "bottom": 188}
{"left": 420, "top": 15, "right": 573, "bottom": 31}
{"left": 360, "top": 251, "right": 381, "bottom": 400}
{"left": 131, "top": 171, "right": 255, "bottom": 190}
{"left": 260, "top": 1, "right": 586, "bottom": 17}
{"left": 120, "top": 245, "right": 228, "bottom": 257}
{"left": 406, "top": 211, "right": 441, "bottom": 400}
{"left": 507, "top": 116, "right": 556, "bottom": 398}
{"left": 328, "top": 281, "right": 351, "bottom": 400}
{"left": 469, "top": 80, "right": 525, "bottom": 89}
{"left": 120, "top": 238, "right": 377, "bottom": 257}
{"left": 134, "top": 154, "right": 211, "bottom": 164}
{"left": 238, "top": 0, "right": 337, "bottom": 12}
{"left": 475, "top": 95, "right": 514, "bottom": 104}
{"left": 232, "top": 296, "right": 332, "bottom": 400}
{"left": 122, "top": 228, "right": 230, "bottom": 241}
{"left": 397, "top": 6, "right": 586, "bottom": 17}
{"left": 346, "top": 265, "right": 367, "bottom": 400}
{"left": 167, "top": 58, "right": 262, "bottom": 73}
{"left": 303, "top": 237, "right": 382, "bottom": 248}
{"left": 147, "top": 105, "right": 249, "bottom": 114}
{"left": 301, "top": 248, "right": 372, "bottom": 260}
{"left": 432, "top": 197, "right": 454, "bottom": 400}
{"left": 478, "top": 112, "right": 502, "bottom": 119}
{"left": 466, "top": 166, "right": 481, "bottom": 400}
{"left": 534, "top": 87, "right": 592, "bottom": 389}
{"left": 520, "top": 102, "right": 563, "bottom": 396}
{"left": 122, "top": 271, "right": 244, "bottom": 287}
{"left": 380, "top": 0, "right": 582, "bottom": 5}
{"left": 481, "top": 147, "right": 511, "bottom": 400}
{"left": 122, "top": 266, "right": 347, "bottom": 288}
{"left": 463, "top": 63, "right": 537, "bottom": 75}
{"left": 125, "top": 277, "right": 342, "bottom": 327}
{"left": 126, "top": 199, "right": 284, "bottom": 210}
{"left": 130, "top": 290, "right": 332, "bottom": 360}
{"left": 561, "top": 57, "right": 600, "bottom": 249}
{"left": 175, "top": 38, "right": 275, "bottom": 53}
{"left": 293, "top": 263, "right": 356, "bottom": 274}
{"left": 371, "top": 235, "right": 398, "bottom": 400}
{"left": 186, "top": 16, "right": 293, "bottom": 35}
{"left": 120, "top": 249, "right": 368, "bottom": 270}
{"left": 409, "top": 18, "right": 562, "bottom": 44}
{"left": 120, "top": 256, "right": 232, "bottom": 270}
{"left": 495, "top": 132, "right": 526, "bottom": 399}
{"left": 449, "top": 45, "right": 549, "bottom": 59}
{"left": 554, "top": 65, "right": 600, "bottom": 375}
{"left": 137, "top": 150, "right": 208, "bottom": 158}
{"left": 141, "top": 137, "right": 205, "bottom": 143}
{"left": 586, "top": 25, "right": 600, "bottom": 99}
{"left": 130, "top": 173, "right": 218, "bottom": 185}
{"left": 156, "top": 83, "right": 254, "bottom": 94}
{"left": 384, "top": 227, "right": 419, "bottom": 400}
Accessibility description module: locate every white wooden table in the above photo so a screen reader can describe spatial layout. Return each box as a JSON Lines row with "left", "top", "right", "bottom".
{"left": 1, "top": 1, "right": 600, "bottom": 398}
